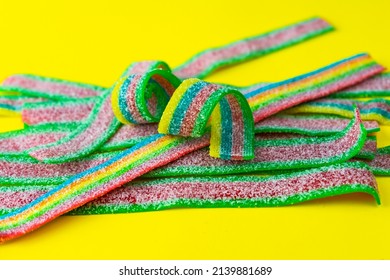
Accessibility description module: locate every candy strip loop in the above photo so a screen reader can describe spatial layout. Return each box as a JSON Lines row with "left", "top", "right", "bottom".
{"left": 112, "top": 68, "right": 181, "bottom": 125}
{"left": 158, "top": 79, "right": 255, "bottom": 160}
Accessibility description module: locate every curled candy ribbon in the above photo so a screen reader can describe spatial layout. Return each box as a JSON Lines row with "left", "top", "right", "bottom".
{"left": 112, "top": 66, "right": 255, "bottom": 160}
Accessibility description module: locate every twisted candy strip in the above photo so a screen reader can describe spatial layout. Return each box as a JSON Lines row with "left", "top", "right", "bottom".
{"left": 285, "top": 98, "right": 390, "bottom": 124}
{"left": 0, "top": 162, "right": 379, "bottom": 216}
{"left": 0, "top": 54, "right": 384, "bottom": 242}
{"left": 157, "top": 79, "right": 255, "bottom": 160}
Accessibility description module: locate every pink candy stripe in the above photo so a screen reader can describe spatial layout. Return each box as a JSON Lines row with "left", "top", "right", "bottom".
{"left": 2, "top": 76, "right": 101, "bottom": 98}
{"left": 340, "top": 74, "right": 390, "bottom": 92}
{"left": 22, "top": 103, "right": 94, "bottom": 125}
{"left": 125, "top": 75, "right": 145, "bottom": 123}
{"left": 255, "top": 115, "right": 379, "bottom": 132}
{"left": 0, "top": 132, "right": 67, "bottom": 152}
{"left": 106, "top": 123, "right": 158, "bottom": 144}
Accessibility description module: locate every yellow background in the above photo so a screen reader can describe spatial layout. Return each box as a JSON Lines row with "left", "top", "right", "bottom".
{"left": 0, "top": 0, "right": 389, "bottom": 259}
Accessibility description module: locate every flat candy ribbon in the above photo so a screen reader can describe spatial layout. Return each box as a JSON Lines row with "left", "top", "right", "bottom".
{"left": 0, "top": 162, "right": 379, "bottom": 216}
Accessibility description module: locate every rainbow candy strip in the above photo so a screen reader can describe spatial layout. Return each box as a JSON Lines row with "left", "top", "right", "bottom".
{"left": 247, "top": 53, "right": 385, "bottom": 122}
{"left": 158, "top": 79, "right": 255, "bottom": 160}
{"left": 0, "top": 162, "right": 379, "bottom": 216}
{"left": 173, "top": 17, "right": 333, "bottom": 79}
{"left": 285, "top": 98, "right": 390, "bottom": 124}
{"left": 0, "top": 113, "right": 378, "bottom": 157}
{"left": 0, "top": 151, "right": 121, "bottom": 186}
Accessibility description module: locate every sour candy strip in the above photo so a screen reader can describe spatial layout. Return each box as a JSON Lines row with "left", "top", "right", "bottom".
{"left": 331, "top": 72, "right": 390, "bottom": 98}
{"left": 0, "top": 151, "right": 120, "bottom": 185}
{"left": 21, "top": 98, "right": 95, "bottom": 125}
{"left": 247, "top": 53, "right": 385, "bottom": 122}
{"left": 1, "top": 74, "right": 105, "bottom": 100}
{"left": 0, "top": 162, "right": 379, "bottom": 216}
{"left": 0, "top": 95, "right": 46, "bottom": 116}
{"left": 364, "top": 146, "right": 390, "bottom": 175}
{"left": 0, "top": 124, "right": 76, "bottom": 156}
{"left": 285, "top": 98, "right": 390, "bottom": 124}
{"left": 255, "top": 114, "right": 379, "bottom": 135}
{"left": 173, "top": 17, "right": 333, "bottom": 79}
